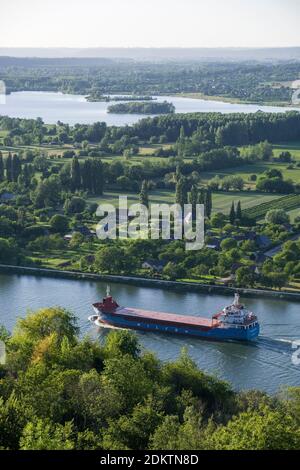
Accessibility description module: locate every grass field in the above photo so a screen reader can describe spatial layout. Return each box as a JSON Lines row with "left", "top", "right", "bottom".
{"left": 201, "top": 163, "right": 300, "bottom": 187}
{"left": 211, "top": 192, "right": 281, "bottom": 213}
{"left": 88, "top": 189, "right": 281, "bottom": 216}
{"left": 273, "top": 142, "right": 300, "bottom": 161}
{"left": 285, "top": 207, "right": 300, "bottom": 222}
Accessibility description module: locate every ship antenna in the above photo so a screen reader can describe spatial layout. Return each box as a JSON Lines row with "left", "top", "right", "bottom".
{"left": 106, "top": 285, "right": 111, "bottom": 297}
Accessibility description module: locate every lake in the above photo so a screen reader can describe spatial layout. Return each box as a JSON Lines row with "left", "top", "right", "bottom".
{"left": 0, "top": 91, "right": 299, "bottom": 125}
{"left": 0, "top": 273, "right": 299, "bottom": 394}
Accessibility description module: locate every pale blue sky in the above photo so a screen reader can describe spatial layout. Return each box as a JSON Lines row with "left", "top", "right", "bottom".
{"left": 0, "top": 0, "right": 299, "bottom": 48}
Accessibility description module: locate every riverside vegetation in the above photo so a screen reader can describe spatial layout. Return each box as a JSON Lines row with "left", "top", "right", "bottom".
{"left": 1, "top": 112, "right": 300, "bottom": 291}
{"left": 1, "top": 58, "right": 300, "bottom": 105}
{"left": 0, "top": 308, "right": 300, "bottom": 450}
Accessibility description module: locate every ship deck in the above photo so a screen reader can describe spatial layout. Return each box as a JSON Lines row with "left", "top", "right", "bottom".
{"left": 114, "top": 306, "right": 213, "bottom": 327}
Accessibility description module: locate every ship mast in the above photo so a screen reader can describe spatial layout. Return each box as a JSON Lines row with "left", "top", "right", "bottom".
{"left": 233, "top": 293, "right": 240, "bottom": 307}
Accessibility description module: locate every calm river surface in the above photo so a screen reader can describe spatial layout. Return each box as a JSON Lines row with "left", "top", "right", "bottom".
{"left": 0, "top": 273, "right": 299, "bottom": 394}
{"left": 0, "top": 91, "right": 299, "bottom": 125}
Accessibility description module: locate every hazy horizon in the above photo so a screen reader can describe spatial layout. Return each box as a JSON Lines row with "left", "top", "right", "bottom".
{"left": 1, "top": 47, "right": 300, "bottom": 61}
{"left": 1, "top": 0, "right": 299, "bottom": 49}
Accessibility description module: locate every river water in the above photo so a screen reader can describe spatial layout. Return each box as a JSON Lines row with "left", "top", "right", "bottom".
{"left": 0, "top": 91, "right": 299, "bottom": 125}
{"left": 0, "top": 273, "right": 299, "bottom": 394}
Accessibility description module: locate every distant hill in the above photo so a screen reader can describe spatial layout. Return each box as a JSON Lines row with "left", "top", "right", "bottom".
{"left": 1, "top": 47, "right": 300, "bottom": 62}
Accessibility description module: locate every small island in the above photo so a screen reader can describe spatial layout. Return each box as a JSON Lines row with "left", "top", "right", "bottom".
{"left": 86, "top": 93, "right": 155, "bottom": 102}
{"left": 107, "top": 100, "right": 175, "bottom": 114}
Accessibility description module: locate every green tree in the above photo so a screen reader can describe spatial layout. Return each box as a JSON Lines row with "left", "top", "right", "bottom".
{"left": 31, "top": 176, "right": 62, "bottom": 208}
{"left": 236, "top": 200, "right": 242, "bottom": 220}
{"left": 64, "top": 196, "right": 86, "bottom": 215}
{"left": 50, "top": 214, "right": 69, "bottom": 233}
{"left": 12, "top": 154, "right": 22, "bottom": 182}
{"left": 15, "top": 307, "right": 78, "bottom": 344}
{"left": 175, "top": 177, "right": 187, "bottom": 208}
{"left": 0, "top": 238, "right": 18, "bottom": 264}
{"left": 208, "top": 406, "right": 300, "bottom": 450}
{"left": 236, "top": 266, "right": 257, "bottom": 287}
{"left": 163, "top": 261, "right": 185, "bottom": 280}
{"left": 0, "top": 394, "right": 25, "bottom": 450}
{"left": 229, "top": 201, "right": 235, "bottom": 224}
{"left": 204, "top": 189, "right": 212, "bottom": 218}
{"left": 189, "top": 185, "right": 198, "bottom": 219}
{"left": 20, "top": 419, "right": 74, "bottom": 450}
{"left": 5, "top": 153, "right": 12, "bottom": 182}
{"left": 265, "top": 209, "right": 290, "bottom": 225}
{"left": 220, "top": 238, "right": 237, "bottom": 251}
{"left": 211, "top": 212, "right": 226, "bottom": 228}
{"left": 139, "top": 180, "right": 149, "bottom": 208}
{"left": 95, "top": 246, "right": 127, "bottom": 274}
{"left": 102, "top": 398, "right": 163, "bottom": 450}
{"left": 104, "top": 330, "right": 140, "bottom": 359}
{"left": 70, "top": 156, "right": 81, "bottom": 191}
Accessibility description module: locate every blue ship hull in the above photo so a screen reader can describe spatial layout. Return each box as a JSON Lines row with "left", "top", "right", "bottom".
{"left": 96, "top": 311, "right": 260, "bottom": 342}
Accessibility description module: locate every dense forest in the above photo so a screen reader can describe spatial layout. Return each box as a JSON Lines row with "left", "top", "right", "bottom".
{"left": 0, "top": 309, "right": 300, "bottom": 450}
{"left": 1, "top": 59, "right": 299, "bottom": 104}
{"left": 1, "top": 111, "right": 300, "bottom": 148}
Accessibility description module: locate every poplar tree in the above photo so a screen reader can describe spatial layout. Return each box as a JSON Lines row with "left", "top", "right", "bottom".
{"left": 189, "top": 184, "right": 198, "bottom": 219}
{"left": 139, "top": 180, "right": 149, "bottom": 208}
{"left": 198, "top": 188, "right": 206, "bottom": 205}
{"left": 205, "top": 189, "right": 212, "bottom": 218}
{"left": 22, "top": 165, "right": 31, "bottom": 187}
{"left": 236, "top": 200, "right": 242, "bottom": 220}
{"left": 175, "top": 177, "right": 188, "bottom": 208}
{"left": 229, "top": 201, "right": 236, "bottom": 224}
{"left": 91, "top": 159, "right": 104, "bottom": 195}
{"left": 12, "top": 154, "right": 21, "bottom": 182}
{"left": 82, "top": 159, "right": 92, "bottom": 192}
{"left": 177, "top": 126, "right": 186, "bottom": 158}
{"left": 6, "top": 153, "right": 12, "bottom": 182}
{"left": 70, "top": 157, "right": 81, "bottom": 191}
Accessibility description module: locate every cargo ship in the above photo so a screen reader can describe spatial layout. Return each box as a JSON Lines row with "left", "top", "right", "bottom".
{"left": 89, "top": 288, "right": 259, "bottom": 341}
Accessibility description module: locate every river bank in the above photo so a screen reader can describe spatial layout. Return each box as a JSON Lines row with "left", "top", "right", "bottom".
{"left": 1, "top": 264, "right": 300, "bottom": 302}
{"left": 174, "top": 92, "right": 299, "bottom": 108}
{"left": 0, "top": 270, "right": 299, "bottom": 394}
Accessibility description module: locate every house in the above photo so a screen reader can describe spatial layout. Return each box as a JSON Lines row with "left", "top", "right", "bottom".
{"left": 248, "top": 264, "right": 261, "bottom": 275}
{"left": 64, "top": 225, "right": 95, "bottom": 241}
{"left": 230, "top": 263, "right": 260, "bottom": 278}
{"left": 233, "top": 234, "right": 247, "bottom": 242}
{"left": 244, "top": 231, "right": 257, "bottom": 241}
{"left": 282, "top": 223, "right": 294, "bottom": 233}
{"left": 230, "top": 263, "right": 244, "bottom": 274}
{"left": 206, "top": 237, "right": 221, "bottom": 250}
{"left": 75, "top": 225, "right": 95, "bottom": 237}
{"left": 0, "top": 192, "right": 16, "bottom": 202}
{"left": 142, "top": 259, "right": 166, "bottom": 273}
{"left": 64, "top": 234, "right": 73, "bottom": 242}
{"left": 255, "top": 235, "right": 272, "bottom": 249}
{"left": 221, "top": 274, "right": 235, "bottom": 285}
{"left": 253, "top": 252, "right": 268, "bottom": 264}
